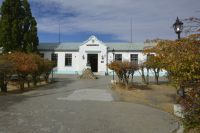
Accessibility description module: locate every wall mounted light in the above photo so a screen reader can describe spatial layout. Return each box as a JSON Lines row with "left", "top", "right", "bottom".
{"left": 112, "top": 48, "right": 115, "bottom": 80}
{"left": 82, "top": 55, "right": 85, "bottom": 60}
{"left": 92, "top": 39, "right": 95, "bottom": 43}
{"left": 101, "top": 55, "right": 104, "bottom": 60}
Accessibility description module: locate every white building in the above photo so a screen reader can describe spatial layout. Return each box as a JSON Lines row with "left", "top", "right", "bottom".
{"left": 38, "top": 35, "right": 160, "bottom": 76}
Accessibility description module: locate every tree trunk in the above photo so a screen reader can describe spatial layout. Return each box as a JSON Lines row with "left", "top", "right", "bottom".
{"left": 1, "top": 83, "right": 8, "bottom": 92}
{"left": 125, "top": 77, "right": 129, "bottom": 86}
{"left": 18, "top": 74, "right": 25, "bottom": 91}
{"left": 141, "top": 68, "right": 146, "bottom": 84}
{"left": 26, "top": 75, "right": 30, "bottom": 88}
{"left": 155, "top": 75, "right": 159, "bottom": 85}
{"left": 146, "top": 68, "right": 149, "bottom": 85}
{"left": 154, "top": 69, "right": 160, "bottom": 85}
{"left": 19, "top": 78, "right": 24, "bottom": 91}
{"left": 20, "top": 82, "right": 24, "bottom": 90}
{"left": 125, "top": 81, "right": 129, "bottom": 90}
{"left": 44, "top": 73, "right": 49, "bottom": 83}
{"left": 32, "top": 74, "right": 37, "bottom": 86}
{"left": 0, "top": 73, "right": 8, "bottom": 92}
{"left": 0, "top": 74, "right": 4, "bottom": 92}
{"left": 131, "top": 73, "right": 134, "bottom": 83}
{"left": 27, "top": 81, "right": 30, "bottom": 88}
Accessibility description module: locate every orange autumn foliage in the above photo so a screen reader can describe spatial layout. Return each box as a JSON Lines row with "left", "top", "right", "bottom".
{"left": 4, "top": 52, "right": 55, "bottom": 90}
{"left": 108, "top": 60, "right": 139, "bottom": 85}
{"left": 7, "top": 52, "right": 38, "bottom": 74}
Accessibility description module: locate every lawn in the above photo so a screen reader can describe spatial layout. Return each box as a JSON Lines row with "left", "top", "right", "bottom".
{"left": 112, "top": 82, "right": 177, "bottom": 113}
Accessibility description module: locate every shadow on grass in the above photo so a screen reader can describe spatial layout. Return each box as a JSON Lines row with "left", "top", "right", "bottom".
{"left": 131, "top": 84, "right": 152, "bottom": 90}
{"left": 114, "top": 82, "right": 152, "bottom": 91}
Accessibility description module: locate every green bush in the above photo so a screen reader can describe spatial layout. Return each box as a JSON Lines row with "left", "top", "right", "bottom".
{"left": 0, "top": 56, "right": 14, "bottom": 92}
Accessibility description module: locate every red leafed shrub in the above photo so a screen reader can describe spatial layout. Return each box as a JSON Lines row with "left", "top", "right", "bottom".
{"left": 108, "top": 61, "right": 139, "bottom": 87}
{"left": 7, "top": 52, "right": 38, "bottom": 74}
{"left": 7, "top": 52, "right": 38, "bottom": 89}
{"left": 7, "top": 52, "right": 55, "bottom": 90}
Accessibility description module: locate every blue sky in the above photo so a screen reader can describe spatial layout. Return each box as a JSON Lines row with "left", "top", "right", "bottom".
{"left": 0, "top": 0, "right": 199, "bottom": 43}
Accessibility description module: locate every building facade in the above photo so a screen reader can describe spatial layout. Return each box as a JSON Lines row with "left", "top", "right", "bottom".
{"left": 38, "top": 35, "right": 161, "bottom": 76}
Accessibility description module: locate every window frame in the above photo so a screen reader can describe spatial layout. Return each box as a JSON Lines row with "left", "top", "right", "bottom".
{"left": 51, "top": 53, "right": 58, "bottom": 66}
{"left": 65, "top": 53, "right": 72, "bottom": 66}
{"left": 115, "top": 54, "right": 122, "bottom": 61}
{"left": 130, "top": 54, "right": 138, "bottom": 64}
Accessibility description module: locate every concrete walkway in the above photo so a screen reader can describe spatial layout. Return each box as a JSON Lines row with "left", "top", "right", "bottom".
{"left": 0, "top": 75, "right": 179, "bottom": 133}
{"left": 58, "top": 89, "right": 114, "bottom": 101}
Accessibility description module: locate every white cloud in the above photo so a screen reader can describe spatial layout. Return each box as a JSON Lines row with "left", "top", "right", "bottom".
{"left": 30, "top": 0, "right": 200, "bottom": 41}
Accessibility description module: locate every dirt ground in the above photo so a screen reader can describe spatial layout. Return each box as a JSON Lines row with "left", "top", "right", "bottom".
{"left": 112, "top": 83, "right": 177, "bottom": 114}
{"left": 0, "top": 81, "right": 48, "bottom": 95}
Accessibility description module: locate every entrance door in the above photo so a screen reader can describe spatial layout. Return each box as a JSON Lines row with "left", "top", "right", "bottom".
{"left": 87, "top": 54, "right": 98, "bottom": 72}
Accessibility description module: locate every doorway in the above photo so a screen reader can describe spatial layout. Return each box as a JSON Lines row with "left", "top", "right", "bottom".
{"left": 87, "top": 54, "right": 98, "bottom": 72}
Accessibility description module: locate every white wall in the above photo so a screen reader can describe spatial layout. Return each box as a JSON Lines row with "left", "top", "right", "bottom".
{"left": 40, "top": 36, "right": 167, "bottom": 76}
{"left": 107, "top": 52, "right": 147, "bottom": 74}
{"left": 41, "top": 51, "right": 149, "bottom": 75}
{"left": 41, "top": 51, "right": 51, "bottom": 60}
{"left": 55, "top": 52, "right": 79, "bottom": 73}
{"left": 79, "top": 36, "right": 107, "bottom": 74}
{"left": 40, "top": 51, "right": 79, "bottom": 74}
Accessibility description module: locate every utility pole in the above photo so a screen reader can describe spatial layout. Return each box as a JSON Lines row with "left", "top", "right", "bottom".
{"left": 59, "top": 23, "right": 61, "bottom": 44}
{"left": 131, "top": 18, "right": 133, "bottom": 43}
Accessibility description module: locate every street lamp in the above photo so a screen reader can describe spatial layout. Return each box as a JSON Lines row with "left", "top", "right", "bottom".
{"left": 173, "top": 17, "right": 185, "bottom": 97}
{"left": 173, "top": 17, "right": 183, "bottom": 40}
{"left": 112, "top": 48, "right": 115, "bottom": 80}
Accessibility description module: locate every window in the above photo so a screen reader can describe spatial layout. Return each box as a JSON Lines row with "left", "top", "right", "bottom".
{"left": 65, "top": 54, "right": 72, "bottom": 66}
{"left": 115, "top": 54, "right": 122, "bottom": 61}
{"left": 51, "top": 53, "right": 58, "bottom": 66}
{"left": 130, "top": 54, "right": 138, "bottom": 64}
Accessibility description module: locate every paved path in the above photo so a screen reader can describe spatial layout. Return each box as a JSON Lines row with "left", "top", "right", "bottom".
{"left": 0, "top": 75, "right": 178, "bottom": 133}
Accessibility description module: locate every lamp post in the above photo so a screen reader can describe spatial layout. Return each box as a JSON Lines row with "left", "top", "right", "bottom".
{"left": 173, "top": 17, "right": 183, "bottom": 40}
{"left": 173, "top": 17, "right": 185, "bottom": 97}
{"left": 112, "top": 48, "right": 115, "bottom": 80}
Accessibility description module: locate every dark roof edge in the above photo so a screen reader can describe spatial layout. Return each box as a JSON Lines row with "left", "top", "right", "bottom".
{"left": 108, "top": 50, "right": 143, "bottom": 52}
{"left": 39, "top": 49, "right": 79, "bottom": 52}
{"left": 39, "top": 49, "right": 143, "bottom": 52}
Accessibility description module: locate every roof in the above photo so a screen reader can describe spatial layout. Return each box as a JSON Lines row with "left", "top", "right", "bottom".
{"left": 106, "top": 43, "right": 156, "bottom": 51}
{"left": 38, "top": 42, "right": 156, "bottom": 52}
{"left": 0, "top": 36, "right": 157, "bottom": 52}
{"left": 39, "top": 42, "right": 81, "bottom": 51}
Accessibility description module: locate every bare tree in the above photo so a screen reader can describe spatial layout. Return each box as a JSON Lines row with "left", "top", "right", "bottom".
{"left": 184, "top": 17, "right": 200, "bottom": 34}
